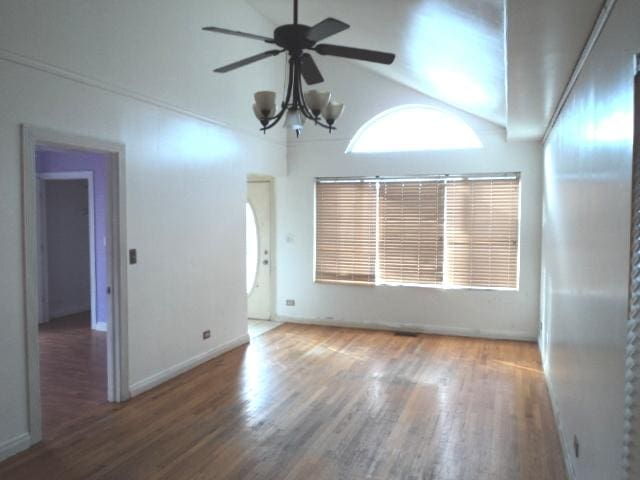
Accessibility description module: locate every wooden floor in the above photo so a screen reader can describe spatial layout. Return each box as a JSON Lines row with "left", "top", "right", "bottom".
{"left": 1, "top": 324, "right": 566, "bottom": 479}
{"left": 248, "top": 318, "right": 282, "bottom": 338}
{"left": 39, "top": 312, "right": 107, "bottom": 438}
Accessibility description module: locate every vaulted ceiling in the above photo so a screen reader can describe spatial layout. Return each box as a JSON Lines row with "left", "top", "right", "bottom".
{"left": 506, "top": 0, "right": 604, "bottom": 139}
{"left": 245, "top": 0, "right": 604, "bottom": 140}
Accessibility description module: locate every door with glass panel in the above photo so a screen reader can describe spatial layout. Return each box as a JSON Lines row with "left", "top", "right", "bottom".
{"left": 246, "top": 181, "right": 271, "bottom": 319}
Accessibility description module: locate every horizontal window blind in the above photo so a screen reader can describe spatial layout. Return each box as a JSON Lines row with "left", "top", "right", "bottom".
{"left": 445, "top": 178, "right": 520, "bottom": 288}
{"left": 378, "top": 181, "right": 445, "bottom": 285}
{"left": 315, "top": 181, "right": 377, "bottom": 284}
{"left": 314, "top": 174, "right": 520, "bottom": 290}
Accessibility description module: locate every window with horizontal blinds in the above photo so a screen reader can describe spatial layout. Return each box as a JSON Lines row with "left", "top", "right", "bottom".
{"left": 314, "top": 174, "right": 520, "bottom": 290}
{"left": 378, "top": 181, "right": 445, "bottom": 285}
{"left": 315, "top": 181, "right": 377, "bottom": 284}
{"left": 444, "top": 178, "right": 520, "bottom": 289}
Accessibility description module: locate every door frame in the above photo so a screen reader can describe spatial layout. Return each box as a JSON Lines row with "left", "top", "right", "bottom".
{"left": 35, "top": 177, "right": 49, "bottom": 326}
{"left": 22, "top": 125, "right": 130, "bottom": 446}
{"left": 37, "top": 171, "right": 104, "bottom": 331}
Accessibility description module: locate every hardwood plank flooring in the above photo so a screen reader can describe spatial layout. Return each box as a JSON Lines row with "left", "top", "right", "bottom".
{"left": 1, "top": 324, "right": 566, "bottom": 479}
{"left": 38, "top": 312, "right": 107, "bottom": 439}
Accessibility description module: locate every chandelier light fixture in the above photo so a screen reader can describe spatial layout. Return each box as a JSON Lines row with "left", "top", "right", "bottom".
{"left": 203, "top": 0, "right": 396, "bottom": 137}
{"left": 253, "top": 85, "right": 343, "bottom": 137}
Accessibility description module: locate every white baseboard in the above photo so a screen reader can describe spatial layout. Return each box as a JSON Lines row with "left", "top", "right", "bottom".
{"left": 92, "top": 322, "right": 107, "bottom": 332}
{"left": 50, "top": 304, "right": 90, "bottom": 319}
{"left": 129, "top": 333, "right": 250, "bottom": 397}
{"left": 0, "top": 432, "right": 31, "bottom": 463}
{"left": 541, "top": 359, "right": 576, "bottom": 479}
{"left": 276, "top": 316, "right": 537, "bottom": 342}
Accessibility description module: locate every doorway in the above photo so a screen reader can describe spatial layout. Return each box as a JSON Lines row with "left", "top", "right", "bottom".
{"left": 36, "top": 160, "right": 109, "bottom": 437}
{"left": 246, "top": 179, "right": 280, "bottom": 338}
{"left": 247, "top": 180, "right": 272, "bottom": 319}
{"left": 37, "top": 172, "right": 105, "bottom": 331}
{"left": 22, "top": 126, "right": 129, "bottom": 446}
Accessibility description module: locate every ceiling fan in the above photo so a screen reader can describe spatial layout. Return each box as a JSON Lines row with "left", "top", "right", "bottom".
{"left": 202, "top": 0, "right": 396, "bottom": 136}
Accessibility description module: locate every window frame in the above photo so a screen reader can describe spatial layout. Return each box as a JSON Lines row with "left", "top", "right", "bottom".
{"left": 314, "top": 173, "right": 522, "bottom": 292}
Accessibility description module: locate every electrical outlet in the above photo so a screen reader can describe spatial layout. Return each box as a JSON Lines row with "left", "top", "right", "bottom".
{"left": 573, "top": 435, "right": 580, "bottom": 458}
{"left": 202, "top": 329, "right": 211, "bottom": 340}
{"left": 286, "top": 299, "right": 295, "bottom": 306}
{"left": 129, "top": 248, "right": 137, "bottom": 265}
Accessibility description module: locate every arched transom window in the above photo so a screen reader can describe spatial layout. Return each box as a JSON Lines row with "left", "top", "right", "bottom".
{"left": 346, "top": 105, "right": 483, "bottom": 153}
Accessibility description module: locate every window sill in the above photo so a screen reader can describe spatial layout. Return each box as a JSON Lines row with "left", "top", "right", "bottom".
{"left": 314, "top": 279, "right": 518, "bottom": 292}
{"left": 314, "top": 279, "right": 375, "bottom": 287}
{"left": 377, "top": 282, "right": 519, "bottom": 292}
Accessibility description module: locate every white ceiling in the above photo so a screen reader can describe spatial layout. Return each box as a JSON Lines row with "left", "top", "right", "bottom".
{"left": 506, "top": 0, "right": 604, "bottom": 139}
{"left": 245, "top": 0, "right": 603, "bottom": 139}
{"left": 247, "top": 0, "right": 506, "bottom": 127}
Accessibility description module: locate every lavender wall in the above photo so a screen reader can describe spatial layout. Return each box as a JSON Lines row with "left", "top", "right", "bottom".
{"left": 36, "top": 148, "right": 110, "bottom": 328}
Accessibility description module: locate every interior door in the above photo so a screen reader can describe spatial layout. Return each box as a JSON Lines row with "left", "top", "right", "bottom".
{"left": 247, "top": 181, "right": 271, "bottom": 320}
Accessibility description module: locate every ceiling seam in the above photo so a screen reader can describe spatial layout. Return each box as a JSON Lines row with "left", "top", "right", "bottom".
{"left": 541, "top": 0, "right": 618, "bottom": 144}
{"left": 502, "top": 0, "right": 509, "bottom": 142}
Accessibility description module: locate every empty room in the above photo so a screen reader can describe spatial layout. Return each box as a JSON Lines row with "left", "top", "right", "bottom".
{"left": 0, "top": 1, "right": 637, "bottom": 479}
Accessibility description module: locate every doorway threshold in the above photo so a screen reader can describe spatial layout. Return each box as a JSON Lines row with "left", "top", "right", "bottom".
{"left": 248, "top": 319, "right": 282, "bottom": 339}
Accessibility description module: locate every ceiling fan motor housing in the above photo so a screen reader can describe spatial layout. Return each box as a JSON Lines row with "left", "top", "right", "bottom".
{"left": 274, "top": 24, "right": 315, "bottom": 53}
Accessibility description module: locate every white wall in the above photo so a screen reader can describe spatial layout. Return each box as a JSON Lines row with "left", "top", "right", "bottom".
{"left": 540, "top": 0, "right": 639, "bottom": 478}
{"left": 275, "top": 60, "right": 543, "bottom": 340}
{"left": 45, "top": 180, "right": 91, "bottom": 318}
{"left": 0, "top": 0, "right": 286, "bottom": 460}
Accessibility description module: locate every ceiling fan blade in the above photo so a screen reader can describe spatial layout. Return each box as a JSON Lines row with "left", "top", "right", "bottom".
{"left": 214, "top": 50, "right": 282, "bottom": 73}
{"left": 306, "top": 17, "right": 350, "bottom": 43}
{"left": 300, "top": 54, "right": 324, "bottom": 85}
{"left": 315, "top": 44, "right": 395, "bottom": 65}
{"left": 202, "top": 26, "right": 274, "bottom": 43}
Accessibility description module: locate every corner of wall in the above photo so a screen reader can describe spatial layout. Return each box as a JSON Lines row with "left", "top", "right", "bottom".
{"left": 541, "top": 369, "right": 576, "bottom": 480}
